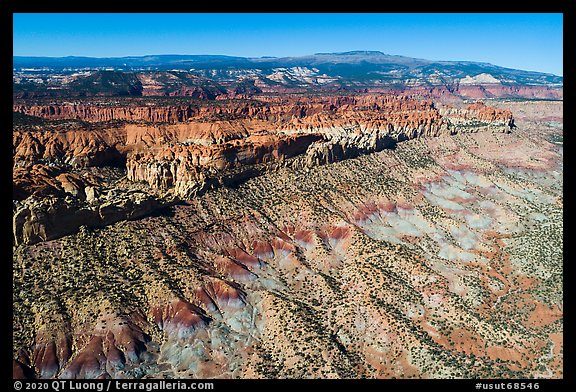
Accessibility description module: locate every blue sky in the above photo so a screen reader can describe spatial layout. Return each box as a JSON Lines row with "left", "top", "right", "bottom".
{"left": 13, "top": 13, "right": 563, "bottom": 75}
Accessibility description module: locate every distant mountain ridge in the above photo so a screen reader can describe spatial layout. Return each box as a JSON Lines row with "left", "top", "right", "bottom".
{"left": 14, "top": 51, "right": 562, "bottom": 78}
{"left": 13, "top": 51, "right": 563, "bottom": 99}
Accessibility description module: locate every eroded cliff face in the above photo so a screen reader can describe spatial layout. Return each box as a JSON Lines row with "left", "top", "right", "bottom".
{"left": 454, "top": 84, "right": 563, "bottom": 100}
{"left": 12, "top": 165, "right": 174, "bottom": 246}
{"left": 13, "top": 128, "right": 127, "bottom": 168}
{"left": 12, "top": 93, "right": 563, "bottom": 380}
{"left": 14, "top": 97, "right": 513, "bottom": 176}
{"left": 440, "top": 102, "right": 515, "bottom": 131}
{"left": 13, "top": 104, "right": 202, "bottom": 123}
{"left": 13, "top": 95, "right": 514, "bottom": 246}
{"left": 13, "top": 115, "right": 563, "bottom": 379}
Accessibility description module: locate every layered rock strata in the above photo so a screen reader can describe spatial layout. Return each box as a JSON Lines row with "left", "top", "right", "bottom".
{"left": 13, "top": 110, "right": 563, "bottom": 378}
{"left": 13, "top": 96, "right": 514, "bottom": 245}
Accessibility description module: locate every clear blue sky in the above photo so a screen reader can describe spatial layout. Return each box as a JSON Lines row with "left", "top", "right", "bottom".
{"left": 13, "top": 13, "right": 563, "bottom": 76}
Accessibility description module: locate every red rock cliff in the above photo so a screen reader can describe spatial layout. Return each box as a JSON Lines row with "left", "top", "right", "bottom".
{"left": 13, "top": 95, "right": 514, "bottom": 201}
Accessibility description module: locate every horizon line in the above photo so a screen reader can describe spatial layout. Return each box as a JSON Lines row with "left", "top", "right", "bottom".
{"left": 12, "top": 51, "right": 563, "bottom": 77}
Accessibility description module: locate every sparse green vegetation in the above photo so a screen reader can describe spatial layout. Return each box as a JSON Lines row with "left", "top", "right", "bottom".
{"left": 13, "top": 99, "right": 562, "bottom": 379}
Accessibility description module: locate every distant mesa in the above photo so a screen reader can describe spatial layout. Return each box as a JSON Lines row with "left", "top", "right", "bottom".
{"left": 13, "top": 51, "right": 562, "bottom": 101}
{"left": 314, "top": 50, "right": 387, "bottom": 56}
{"left": 460, "top": 73, "right": 501, "bottom": 85}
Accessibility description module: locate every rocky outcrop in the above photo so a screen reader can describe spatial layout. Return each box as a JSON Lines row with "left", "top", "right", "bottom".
{"left": 13, "top": 128, "right": 127, "bottom": 167}
{"left": 13, "top": 94, "right": 516, "bottom": 245}
{"left": 440, "top": 101, "right": 515, "bottom": 132}
{"left": 13, "top": 187, "right": 170, "bottom": 246}
{"left": 14, "top": 95, "right": 443, "bottom": 124}
{"left": 31, "top": 329, "right": 72, "bottom": 379}
{"left": 126, "top": 132, "right": 323, "bottom": 198}
{"left": 13, "top": 104, "right": 202, "bottom": 123}
{"left": 152, "top": 298, "right": 211, "bottom": 339}
{"left": 14, "top": 165, "right": 86, "bottom": 201}
{"left": 12, "top": 110, "right": 564, "bottom": 379}
{"left": 59, "top": 310, "right": 152, "bottom": 379}
{"left": 117, "top": 96, "right": 452, "bottom": 197}
{"left": 455, "top": 84, "right": 563, "bottom": 100}
{"left": 13, "top": 360, "right": 34, "bottom": 379}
